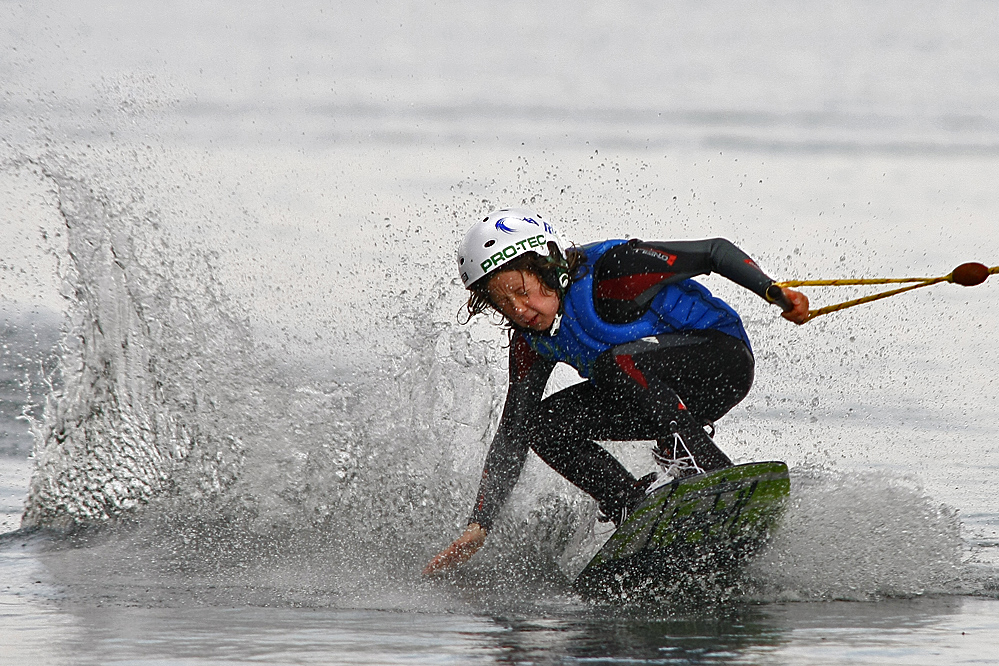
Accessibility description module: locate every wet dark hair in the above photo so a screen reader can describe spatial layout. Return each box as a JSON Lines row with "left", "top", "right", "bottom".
{"left": 460, "top": 245, "right": 586, "bottom": 329}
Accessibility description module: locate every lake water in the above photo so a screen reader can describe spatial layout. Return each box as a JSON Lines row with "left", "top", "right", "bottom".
{"left": 2, "top": 1, "right": 999, "bottom": 664}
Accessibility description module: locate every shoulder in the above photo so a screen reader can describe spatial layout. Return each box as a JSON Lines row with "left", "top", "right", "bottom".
{"left": 591, "top": 239, "right": 678, "bottom": 286}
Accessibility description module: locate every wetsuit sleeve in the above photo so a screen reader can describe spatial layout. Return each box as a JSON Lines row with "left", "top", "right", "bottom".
{"left": 593, "top": 238, "right": 777, "bottom": 323}
{"left": 468, "top": 332, "right": 556, "bottom": 532}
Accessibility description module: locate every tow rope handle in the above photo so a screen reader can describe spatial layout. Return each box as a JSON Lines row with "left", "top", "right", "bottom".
{"left": 769, "top": 262, "right": 997, "bottom": 323}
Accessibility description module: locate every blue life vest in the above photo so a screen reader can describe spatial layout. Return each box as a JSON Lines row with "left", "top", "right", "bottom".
{"left": 524, "top": 239, "right": 751, "bottom": 377}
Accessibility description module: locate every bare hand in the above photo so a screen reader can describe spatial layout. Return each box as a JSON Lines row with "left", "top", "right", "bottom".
{"left": 780, "top": 288, "right": 810, "bottom": 325}
{"left": 422, "top": 523, "right": 487, "bottom": 576}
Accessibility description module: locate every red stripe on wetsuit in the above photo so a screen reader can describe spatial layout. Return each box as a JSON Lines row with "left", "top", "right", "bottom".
{"left": 614, "top": 354, "right": 649, "bottom": 389}
{"left": 595, "top": 273, "right": 675, "bottom": 300}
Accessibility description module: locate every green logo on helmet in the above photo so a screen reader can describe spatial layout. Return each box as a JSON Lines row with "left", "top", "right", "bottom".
{"left": 479, "top": 234, "right": 547, "bottom": 273}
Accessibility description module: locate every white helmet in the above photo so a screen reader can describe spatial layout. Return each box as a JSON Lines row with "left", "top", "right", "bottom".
{"left": 457, "top": 208, "right": 565, "bottom": 289}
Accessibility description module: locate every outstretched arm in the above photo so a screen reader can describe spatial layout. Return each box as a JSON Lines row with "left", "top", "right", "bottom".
{"left": 423, "top": 335, "right": 555, "bottom": 576}
{"left": 629, "top": 237, "right": 774, "bottom": 296}
{"left": 593, "top": 238, "right": 808, "bottom": 324}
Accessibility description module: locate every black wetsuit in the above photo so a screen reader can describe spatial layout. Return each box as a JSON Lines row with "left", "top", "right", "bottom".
{"left": 468, "top": 238, "right": 777, "bottom": 530}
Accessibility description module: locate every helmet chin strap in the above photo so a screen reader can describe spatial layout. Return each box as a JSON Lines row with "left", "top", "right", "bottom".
{"left": 547, "top": 311, "right": 563, "bottom": 336}
{"left": 544, "top": 261, "right": 570, "bottom": 336}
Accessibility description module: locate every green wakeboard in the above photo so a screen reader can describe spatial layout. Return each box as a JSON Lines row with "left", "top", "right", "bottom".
{"left": 573, "top": 460, "right": 790, "bottom": 601}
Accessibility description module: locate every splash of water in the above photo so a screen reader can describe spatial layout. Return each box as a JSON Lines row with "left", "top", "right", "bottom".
{"left": 746, "top": 465, "right": 964, "bottom": 601}
{"left": 22, "top": 165, "right": 252, "bottom": 527}
{"left": 18, "top": 162, "right": 589, "bottom": 589}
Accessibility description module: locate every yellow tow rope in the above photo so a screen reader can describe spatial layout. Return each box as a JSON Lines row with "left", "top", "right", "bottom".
{"left": 773, "top": 262, "right": 998, "bottom": 323}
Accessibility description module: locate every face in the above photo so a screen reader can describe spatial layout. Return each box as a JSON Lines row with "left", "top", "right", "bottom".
{"left": 486, "top": 269, "right": 560, "bottom": 331}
